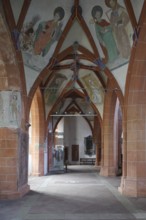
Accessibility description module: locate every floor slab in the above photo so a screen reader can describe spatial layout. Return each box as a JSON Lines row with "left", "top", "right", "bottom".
{"left": 0, "top": 165, "right": 146, "bottom": 220}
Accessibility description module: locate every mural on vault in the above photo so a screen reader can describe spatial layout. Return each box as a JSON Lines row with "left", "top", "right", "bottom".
{"left": 19, "top": 0, "right": 133, "bottom": 73}
{"left": 105, "top": 0, "right": 131, "bottom": 59}
{"left": 81, "top": 74, "right": 104, "bottom": 105}
{"left": 44, "top": 73, "right": 67, "bottom": 106}
{"left": 90, "top": 5, "right": 119, "bottom": 64}
{"left": 84, "top": 0, "right": 133, "bottom": 70}
{"left": 33, "top": 7, "right": 65, "bottom": 57}
{"left": 19, "top": 7, "right": 65, "bottom": 71}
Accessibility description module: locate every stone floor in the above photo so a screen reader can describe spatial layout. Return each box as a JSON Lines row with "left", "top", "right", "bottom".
{"left": 0, "top": 165, "right": 146, "bottom": 220}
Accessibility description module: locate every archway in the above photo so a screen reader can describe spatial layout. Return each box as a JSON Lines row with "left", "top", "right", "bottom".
{"left": 100, "top": 80, "right": 123, "bottom": 177}
{"left": 28, "top": 87, "right": 45, "bottom": 176}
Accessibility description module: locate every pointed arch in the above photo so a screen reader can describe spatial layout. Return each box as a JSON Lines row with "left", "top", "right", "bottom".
{"left": 29, "top": 87, "right": 45, "bottom": 176}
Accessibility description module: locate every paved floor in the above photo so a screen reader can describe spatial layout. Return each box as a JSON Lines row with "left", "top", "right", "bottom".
{"left": 0, "top": 165, "right": 146, "bottom": 220}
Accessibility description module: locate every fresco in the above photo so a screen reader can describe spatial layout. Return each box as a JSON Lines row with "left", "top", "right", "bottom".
{"left": 44, "top": 73, "right": 67, "bottom": 116}
{"left": 0, "top": 91, "right": 21, "bottom": 128}
{"left": 81, "top": 0, "right": 133, "bottom": 71}
{"left": 19, "top": 0, "right": 73, "bottom": 71}
{"left": 81, "top": 74, "right": 104, "bottom": 105}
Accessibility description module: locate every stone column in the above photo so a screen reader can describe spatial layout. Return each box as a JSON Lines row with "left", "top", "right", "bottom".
{"left": 119, "top": 13, "right": 146, "bottom": 197}
{"left": 100, "top": 81, "right": 117, "bottom": 176}
{"left": 93, "top": 117, "right": 101, "bottom": 166}
{"left": 0, "top": 15, "right": 30, "bottom": 199}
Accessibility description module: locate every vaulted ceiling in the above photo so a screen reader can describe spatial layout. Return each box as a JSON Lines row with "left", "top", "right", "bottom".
{"left": 1, "top": 0, "right": 144, "bottom": 129}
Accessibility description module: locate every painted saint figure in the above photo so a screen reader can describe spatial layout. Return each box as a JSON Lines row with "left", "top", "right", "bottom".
{"left": 33, "top": 7, "right": 65, "bottom": 57}
{"left": 19, "top": 15, "right": 40, "bottom": 52}
{"left": 82, "top": 74, "right": 103, "bottom": 104}
{"left": 10, "top": 92, "right": 18, "bottom": 122}
{"left": 105, "top": 0, "right": 131, "bottom": 59}
{"left": 44, "top": 73, "right": 67, "bottom": 105}
{"left": 88, "top": 78, "right": 102, "bottom": 104}
{"left": 91, "top": 5, "right": 118, "bottom": 64}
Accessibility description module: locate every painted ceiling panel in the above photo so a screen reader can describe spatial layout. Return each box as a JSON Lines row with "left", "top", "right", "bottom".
{"left": 59, "top": 19, "right": 94, "bottom": 53}
{"left": 19, "top": 0, "right": 73, "bottom": 72}
{"left": 80, "top": 0, "right": 133, "bottom": 71}
{"left": 5, "top": 0, "right": 138, "bottom": 121}
{"left": 80, "top": 73, "right": 104, "bottom": 104}
{"left": 17, "top": 0, "right": 134, "bottom": 100}
{"left": 77, "top": 71, "right": 104, "bottom": 117}
{"left": 78, "top": 69, "right": 105, "bottom": 90}
{"left": 44, "top": 72, "right": 70, "bottom": 116}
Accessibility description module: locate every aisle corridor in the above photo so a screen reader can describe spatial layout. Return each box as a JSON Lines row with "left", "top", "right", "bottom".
{"left": 0, "top": 166, "right": 146, "bottom": 220}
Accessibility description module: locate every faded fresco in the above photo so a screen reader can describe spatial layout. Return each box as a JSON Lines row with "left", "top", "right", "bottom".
{"left": 81, "top": 74, "right": 104, "bottom": 105}
{"left": 19, "top": 7, "right": 65, "bottom": 71}
{"left": 81, "top": 0, "right": 133, "bottom": 70}
{"left": 18, "top": 0, "right": 74, "bottom": 72}
{"left": 0, "top": 91, "right": 21, "bottom": 128}
{"left": 44, "top": 73, "right": 67, "bottom": 105}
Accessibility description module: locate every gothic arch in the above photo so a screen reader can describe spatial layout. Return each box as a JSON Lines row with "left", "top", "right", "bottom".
{"left": 29, "top": 87, "right": 45, "bottom": 176}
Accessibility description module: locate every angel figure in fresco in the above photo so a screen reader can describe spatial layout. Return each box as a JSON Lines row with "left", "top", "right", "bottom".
{"left": 33, "top": 7, "right": 65, "bottom": 57}
{"left": 105, "top": 0, "right": 131, "bottom": 59}
{"left": 90, "top": 5, "right": 118, "bottom": 64}
{"left": 19, "top": 15, "right": 40, "bottom": 52}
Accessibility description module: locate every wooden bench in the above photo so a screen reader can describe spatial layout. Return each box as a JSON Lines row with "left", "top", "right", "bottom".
{"left": 80, "top": 158, "right": 95, "bottom": 165}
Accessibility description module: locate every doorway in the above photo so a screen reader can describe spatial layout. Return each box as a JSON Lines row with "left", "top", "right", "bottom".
{"left": 72, "top": 145, "right": 79, "bottom": 161}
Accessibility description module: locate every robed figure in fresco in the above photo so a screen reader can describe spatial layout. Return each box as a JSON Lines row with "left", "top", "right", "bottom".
{"left": 91, "top": 5, "right": 118, "bottom": 64}
{"left": 33, "top": 7, "right": 65, "bottom": 57}
{"left": 44, "top": 73, "right": 67, "bottom": 105}
{"left": 105, "top": 0, "right": 131, "bottom": 59}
